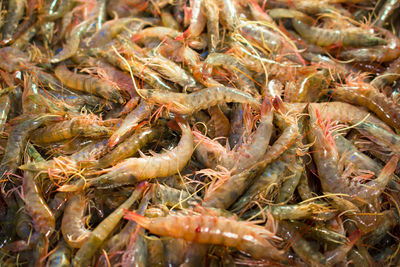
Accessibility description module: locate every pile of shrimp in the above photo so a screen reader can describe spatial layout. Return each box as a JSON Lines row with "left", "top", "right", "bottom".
{"left": 1, "top": 0, "right": 400, "bottom": 266}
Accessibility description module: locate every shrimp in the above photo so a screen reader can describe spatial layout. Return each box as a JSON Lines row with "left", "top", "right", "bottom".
{"left": 371, "top": 56, "right": 400, "bottom": 89}
{"left": 203, "top": 0, "right": 219, "bottom": 52}
{"left": 292, "top": 19, "right": 386, "bottom": 47}
{"left": 161, "top": 11, "right": 181, "bottom": 31}
{"left": 147, "top": 237, "right": 164, "bottom": 267}
{"left": 138, "top": 87, "right": 260, "bottom": 115}
{"left": 0, "top": 115, "right": 62, "bottom": 181}
{"left": 31, "top": 118, "right": 111, "bottom": 145}
{"left": 23, "top": 170, "right": 55, "bottom": 237}
{"left": 72, "top": 182, "right": 148, "bottom": 266}
{"left": 42, "top": 0, "right": 75, "bottom": 21}
{"left": 197, "top": 98, "right": 273, "bottom": 173}
{"left": 238, "top": 23, "right": 284, "bottom": 52}
{"left": 218, "top": 0, "right": 239, "bottom": 30}
{"left": 0, "top": 95, "right": 10, "bottom": 132}
{"left": 0, "top": 46, "right": 30, "bottom": 72}
{"left": 61, "top": 193, "right": 91, "bottom": 248}
{"left": 374, "top": 0, "right": 400, "bottom": 28}
{"left": 124, "top": 212, "right": 285, "bottom": 261}
{"left": 55, "top": 64, "right": 124, "bottom": 104}
{"left": 339, "top": 27, "right": 400, "bottom": 62}
{"left": 329, "top": 85, "right": 400, "bottom": 130}
{"left": 185, "top": 0, "right": 206, "bottom": 37}
{"left": 47, "top": 239, "right": 72, "bottom": 267}
{"left": 144, "top": 55, "right": 197, "bottom": 90}
{"left": 111, "top": 101, "right": 153, "bottom": 148}
{"left": 1, "top": 0, "right": 26, "bottom": 44}
{"left": 151, "top": 183, "right": 201, "bottom": 209}
{"left": 275, "top": 156, "right": 304, "bottom": 204}
{"left": 50, "top": 20, "right": 90, "bottom": 63}
{"left": 243, "top": 202, "right": 336, "bottom": 221}
{"left": 85, "top": 118, "right": 193, "bottom": 189}
{"left": 278, "top": 221, "right": 327, "bottom": 266}
{"left": 204, "top": 53, "right": 258, "bottom": 96}
{"left": 207, "top": 105, "right": 231, "bottom": 140}
{"left": 355, "top": 122, "right": 400, "bottom": 154}
{"left": 100, "top": 126, "right": 162, "bottom": 167}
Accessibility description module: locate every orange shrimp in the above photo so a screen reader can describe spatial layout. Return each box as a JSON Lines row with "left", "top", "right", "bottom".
{"left": 124, "top": 212, "right": 285, "bottom": 261}
{"left": 54, "top": 64, "right": 124, "bottom": 104}
{"left": 138, "top": 87, "right": 260, "bottom": 115}
{"left": 207, "top": 105, "right": 231, "bottom": 140}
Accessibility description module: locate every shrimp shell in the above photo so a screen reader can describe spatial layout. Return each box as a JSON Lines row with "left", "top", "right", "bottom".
{"left": 138, "top": 87, "right": 260, "bottom": 114}
{"left": 87, "top": 119, "right": 193, "bottom": 188}
{"left": 124, "top": 213, "right": 285, "bottom": 261}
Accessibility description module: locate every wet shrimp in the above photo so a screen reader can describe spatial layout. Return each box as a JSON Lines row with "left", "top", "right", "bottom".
{"left": 108, "top": 101, "right": 152, "bottom": 148}
{"left": 83, "top": 118, "right": 193, "bottom": 189}
{"left": 374, "top": 0, "right": 400, "bottom": 28}
{"left": 124, "top": 212, "right": 285, "bottom": 261}
{"left": 31, "top": 117, "right": 111, "bottom": 145}
{"left": 138, "top": 86, "right": 260, "bottom": 115}
{"left": 72, "top": 182, "right": 148, "bottom": 266}
{"left": 1, "top": 0, "right": 26, "bottom": 44}
{"left": 51, "top": 21, "right": 90, "bottom": 63}
{"left": 99, "top": 126, "right": 162, "bottom": 167}
{"left": 203, "top": 0, "right": 220, "bottom": 52}
{"left": 54, "top": 64, "right": 124, "bottom": 104}
{"left": 328, "top": 85, "right": 400, "bottom": 130}
{"left": 207, "top": 105, "right": 231, "bottom": 140}
{"left": 292, "top": 19, "right": 386, "bottom": 47}
{"left": 61, "top": 193, "right": 91, "bottom": 248}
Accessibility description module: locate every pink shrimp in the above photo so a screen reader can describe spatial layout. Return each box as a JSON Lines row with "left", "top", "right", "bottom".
{"left": 124, "top": 212, "right": 285, "bottom": 261}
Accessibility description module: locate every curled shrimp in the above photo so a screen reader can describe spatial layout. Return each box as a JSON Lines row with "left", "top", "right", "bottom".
{"left": 55, "top": 64, "right": 124, "bottom": 104}
{"left": 85, "top": 118, "right": 193, "bottom": 189}
{"left": 23, "top": 170, "right": 55, "bottom": 237}
{"left": 61, "top": 193, "right": 91, "bottom": 248}
{"left": 51, "top": 20, "right": 90, "bottom": 63}
{"left": 124, "top": 212, "right": 285, "bottom": 261}
{"left": 31, "top": 117, "right": 111, "bottom": 145}
{"left": 138, "top": 87, "right": 260, "bottom": 114}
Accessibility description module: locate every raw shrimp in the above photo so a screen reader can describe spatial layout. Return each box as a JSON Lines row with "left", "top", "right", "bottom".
{"left": 203, "top": 0, "right": 219, "bottom": 52}
{"left": 0, "top": 95, "right": 10, "bottom": 132}
{"left": 374, "top": 0, "right": 400, "bottom": 28}
{"left": 100, "top": 126, "right": 162, "bottom": 167}
{"left": 292, "top": 19, "right": 386, "bottom": 47}
{"left": 151, "top": 183, "right": 201, "bottom": 209}
{"left": 207, "top": 105, "right": 231, "bottom": 140}
{"left": 355, "top": 122, "right": 400, "bottom": 154}
{"left": 54, "top": 64, "right": 124, "bottom": 104}
{"left": 161, "top": 11, "right": 181, "bottom": 31}
{"left": 31, "top": 117, "right": 111, "bottom": 145}
{"left": 339, "top": 27, "right": 400, "bottom": 62}
{"left": 138, "top": 87, "right": 260, "bottom": 114}
{"left": 145, "top": 55, "right": 197, "bottom": 90}
{"left": 61, "top": 193, "right": 91, "bottom": 248}
{"left": 72, "top": 182, "right": 148, "bottom": 266}
{"left": 109, "top": 101, "right": 152, "bottom": 148}
{"left": 124, "top": 212, "right": 285, "bottom": 261}
{"left": 23, "top": 170, "right": 55, "bottom": 237}
{"left": 329, "top": 85, "right": 400, "bottom": 130}
{"left": 218, "top": 0, "right": 239, "bottom": 30}
{"left": 185, "top": 0, "right": 206, "bottom": 37}
{"left": 85, "top": 118, "right": 193, "bottom": 189}
{"left": 1, "top": 0, "right": 26, "bottom": 44}
{"left": 238, "top": 23, "right": 284, "bottom": 52}
{"left": 324, "top": 230, "right": 361, "bottom": 265}
{"left": 51, "top": 21, "right": 90, "bottom": 63}
{"left": 0, "top": 115, "right": 62, "bottom": 181}
{"left": 197, "top": 98, "right": 273, "bottom": 173}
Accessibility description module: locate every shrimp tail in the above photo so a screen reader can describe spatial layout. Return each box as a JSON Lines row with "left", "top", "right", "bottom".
{"left": 381, "top": 155, "right": 399, "bottom": 176}
{"left": 123, "top": 211, "right": 151, "bottom": 228}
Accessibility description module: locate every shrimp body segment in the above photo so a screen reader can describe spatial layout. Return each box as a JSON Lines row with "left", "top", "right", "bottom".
{"left": 138, "top": 87, "right": 260, "bottom": 114}
{"left": 124, "top": 213, "right": 285, "bottom": 261}
{"left": 88, "top": 119, "right": 193, "bottom": 188}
